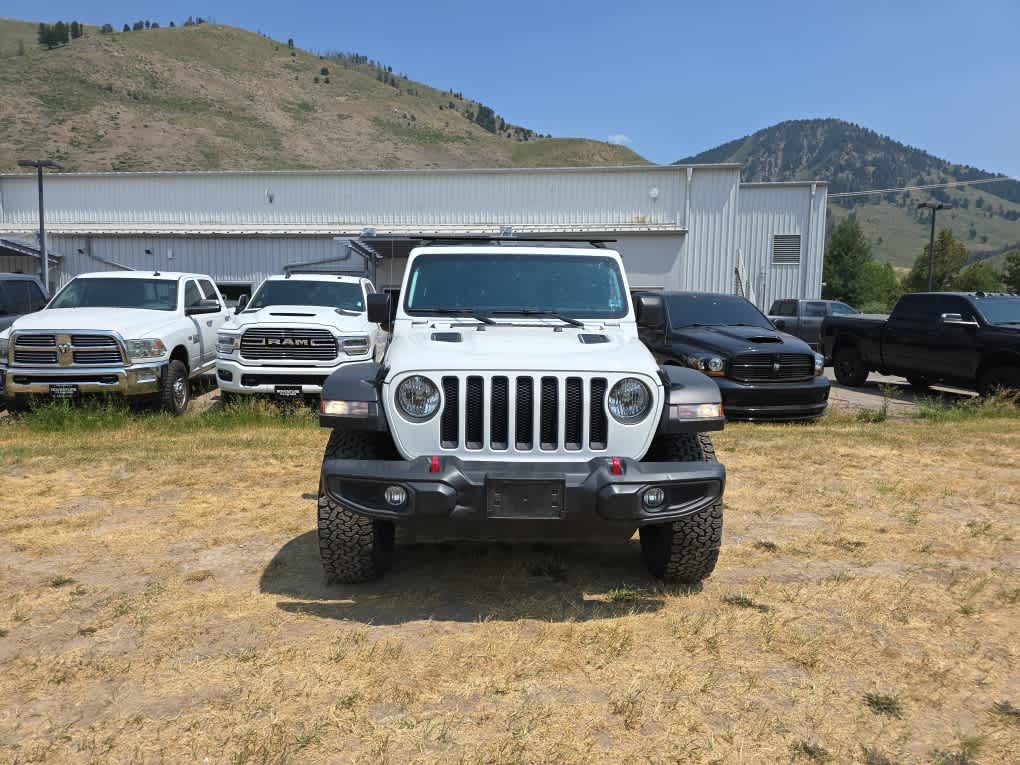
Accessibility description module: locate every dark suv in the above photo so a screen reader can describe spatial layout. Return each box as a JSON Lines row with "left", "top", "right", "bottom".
{"left": 635, "top": 291, "right": 830, "bottom": 421}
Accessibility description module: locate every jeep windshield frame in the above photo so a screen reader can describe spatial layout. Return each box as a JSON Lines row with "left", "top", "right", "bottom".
{"left": 402, "top": 252, "right": 629, "bottom": 320}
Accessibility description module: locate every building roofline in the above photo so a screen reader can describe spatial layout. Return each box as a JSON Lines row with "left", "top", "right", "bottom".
{"left": 740, "top": 181, "right": 829, "bottom": 188}
{"left": 0, "top": 164, "right": 742, "bottom": 181}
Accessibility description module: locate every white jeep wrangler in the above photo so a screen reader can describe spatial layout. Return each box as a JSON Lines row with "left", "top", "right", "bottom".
{"left": 0, "top": 271, "right": 228, "bottom": 414}
{"left": 215, "top": 273, "right": 380, "bottom": 401}
{"left": 316, "top": 242, "right": 727, "bottom": 583}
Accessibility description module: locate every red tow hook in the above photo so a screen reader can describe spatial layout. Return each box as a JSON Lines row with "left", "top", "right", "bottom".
{"left": 429, "top": 455, "right": 441, "bottom": 473}
{"left": 610, "top": 456, "right": 622, "bottom": 476}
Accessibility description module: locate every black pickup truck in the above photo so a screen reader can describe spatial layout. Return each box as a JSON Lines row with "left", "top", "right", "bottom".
{"left": 635, "top": 291, "right": 829, "bottom": 420}
{"left": 822, "top": 292, "right": 1020, "bottom": 394}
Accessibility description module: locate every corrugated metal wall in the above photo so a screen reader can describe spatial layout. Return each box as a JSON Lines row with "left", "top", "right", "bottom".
{"left": 737, "top": 183, "right": 827, "bottom": 309}
{"left": 0, "top": 167, "right": 691, "bottom": 229}
{"left": 683, "top": 169, "right": 740, "bottom": 293}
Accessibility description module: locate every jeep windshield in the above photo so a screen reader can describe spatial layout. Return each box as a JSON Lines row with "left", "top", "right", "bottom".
{"left": 49, "top": 278, "right": 178, "bottom": 311}
{"left": 667, "top": 294, "right": 773, "bottom": 330}
{"left": 404, "top": 253, "right": 628, "bottom": 320}
{"left": 247, "top": 280, "right": 365, "bottom": 312}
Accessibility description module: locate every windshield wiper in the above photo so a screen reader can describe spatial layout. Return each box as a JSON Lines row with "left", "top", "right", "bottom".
{"left": 489, "top": 309, "right": 584, "bottom": 327}
{"left": 417, "top": 307, "right": 494, "bottom": 325}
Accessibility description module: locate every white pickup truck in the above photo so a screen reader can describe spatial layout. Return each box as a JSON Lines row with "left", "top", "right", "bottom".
{"left": 0, "top": 271, "right": 229, "bottom": 414}
{"left": 214, "top": 273, "right": 381, "bottom": 401}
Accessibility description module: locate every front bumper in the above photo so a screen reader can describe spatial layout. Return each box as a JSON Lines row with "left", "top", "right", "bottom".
{"left": 216, "top": 358, "right": 356, "bottom": 394}
{"left": 4, "top": 362, "right": 166, "bottom": 397}
{"left": 715, "top": 375, "right": 830, "bottom": 421}
{"left": 322, "top": 455, "right": 725, "bottom": 527}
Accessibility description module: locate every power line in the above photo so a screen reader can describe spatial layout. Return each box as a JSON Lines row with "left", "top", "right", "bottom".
{"left": 828, "top": 175, "right": 1019, "bottom": 199}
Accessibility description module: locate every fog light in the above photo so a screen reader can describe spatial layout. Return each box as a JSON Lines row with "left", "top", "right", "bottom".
{"left": 642, "top": 487, "right": 666, "bottom": 509}
{"left": 136, "top": 370, "right": 158, "bottom": 384}
{"left": 384, "top": 485, "right": 407, "bottom": 506}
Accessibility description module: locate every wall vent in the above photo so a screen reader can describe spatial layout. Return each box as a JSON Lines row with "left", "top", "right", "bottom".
{"left": 772, "top": 234, "right": 801, "bottom": 265}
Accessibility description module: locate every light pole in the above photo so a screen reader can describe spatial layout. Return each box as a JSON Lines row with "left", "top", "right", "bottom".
{"left": 16, "top": 158, "right": 63, "bottom": 293}
{"left": 917, "top": 201, "right": 949, "bottom": 291}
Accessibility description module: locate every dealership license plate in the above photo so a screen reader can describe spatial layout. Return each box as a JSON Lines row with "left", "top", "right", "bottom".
{"left": 273, "top": 385, "right": 302, "bottom": 401}
{"left": 486, "top": 479, "right": 564, "bottom": 519}
{"left": 49, "top": 384, "right": 79, "bottom": 399}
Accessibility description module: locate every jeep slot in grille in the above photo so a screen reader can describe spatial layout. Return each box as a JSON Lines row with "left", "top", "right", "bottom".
{"left": 437, "top": 374, "right": 612, "bottom": 452}
{"left": 240, "top": 328, "right": 338, "bottom": 361}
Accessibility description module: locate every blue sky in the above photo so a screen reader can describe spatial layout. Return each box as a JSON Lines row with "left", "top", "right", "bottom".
{"left": 8, "top": 0, "right": 1019, "bottom": 176}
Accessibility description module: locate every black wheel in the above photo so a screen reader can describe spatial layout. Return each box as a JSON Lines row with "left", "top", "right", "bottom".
{"left": 905, "top": 375, "right": 930, "bottom": 390}
{"left": 833, "top": 346, "right": 868, "bottom": 387}
{"left": 317, "top": 430, "right": 395, "bottom": 583}
{"left": 639, "top": 433, "right": 723, "bottom": 584}
{"left": 978, "top": 366, "right": 1020, "bottom": 397}
{"left": 158, "top": 360, "right": 190, "bottom": 415}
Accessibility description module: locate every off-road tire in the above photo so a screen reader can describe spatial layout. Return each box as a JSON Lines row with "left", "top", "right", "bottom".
{"left": 978, "top": 365, "right": 1020, "bottom": 397}
{"left": 158, "top": 360, "right": 190, "bottom": 415}
{"left": 905, "top": 375, "right": 930, "bottom": 390}
{"left": 833, "top": 346, "right": 869, "bottom": 387}
{"left": 317, "top": 430, "right": 395, "bottom": 583}
{"left": 639, "top": 433, "right": 723, "bottom": 584}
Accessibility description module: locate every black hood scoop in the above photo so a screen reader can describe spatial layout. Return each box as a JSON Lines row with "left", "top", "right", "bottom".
{"left": 578, "top": 333, "right": 609, "bottom": 344}
{"left": 431, "top": 332, "right": 462, "bottom": 343}
{"left": 270, "top": 312, "right": 315, "bottom": 317}
{"left": 748, "top": 335, "right": 782, "bottom": 343}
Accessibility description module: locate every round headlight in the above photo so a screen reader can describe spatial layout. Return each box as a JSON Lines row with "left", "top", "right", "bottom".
{"left": 707, "top": 357, "right": 725, "bottom": 373}
{"left": 607, "top": 377, "right": 651, "bottom": 422}
{"left": 395, "top": 375, "right": 440, "bottom": 420}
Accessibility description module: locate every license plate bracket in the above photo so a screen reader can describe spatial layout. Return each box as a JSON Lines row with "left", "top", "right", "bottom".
{"left": 49, "top": 383, "right": 79, "bottom": 399}
{"left": 486, "top": 479, "right": 564, "bottom": 519}
{"left": 274, "top": 385, "right": 302, "bottom": 400}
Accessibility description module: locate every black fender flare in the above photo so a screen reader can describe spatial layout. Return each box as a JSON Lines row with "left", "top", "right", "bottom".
{"left": 319, "top": 362, "right": 389, "bottom": 431}
{"left": 657, "top": 365, "right": 725, "bottom": 433}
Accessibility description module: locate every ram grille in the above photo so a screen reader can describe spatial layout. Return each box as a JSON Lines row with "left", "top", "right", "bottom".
{"left": 239, "top": 328, "right": 338, "bottom": 361}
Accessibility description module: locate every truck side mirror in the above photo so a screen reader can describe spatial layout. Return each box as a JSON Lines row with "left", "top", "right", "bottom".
{"left": 185, "top": 299, "right": 221, "bottom": 316}
{"left": 635, "top": 294, "right": 665, "bottom": 329}
{"left": 235, "top": 294, "right": 249, "bottom": 313}
{"left": 367, "top": 292, "right": 392, "bottom": 331}
{"left": 774, "top": 319, "right": 786, "bottom": 329}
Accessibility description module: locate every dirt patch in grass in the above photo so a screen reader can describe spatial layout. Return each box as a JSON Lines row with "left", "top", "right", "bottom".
{"left": 0, "top": 412, "right": 1017, "bottom": 762}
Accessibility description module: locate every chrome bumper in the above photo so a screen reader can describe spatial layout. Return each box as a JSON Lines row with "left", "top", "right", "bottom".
{"left": 3, "top": 362, "right": 166, "bottom": 397}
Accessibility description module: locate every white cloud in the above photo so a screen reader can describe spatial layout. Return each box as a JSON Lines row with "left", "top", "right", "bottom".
{"left": 606, "top": 133, "right": 632, "bottom": 146}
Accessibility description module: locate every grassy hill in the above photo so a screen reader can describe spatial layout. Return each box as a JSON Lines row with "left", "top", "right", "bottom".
{"left": 0, "top": 18, "right": 645, "bottom": 172}
{"left": 679, "top": 119, "right": 1020, "bottom": 268}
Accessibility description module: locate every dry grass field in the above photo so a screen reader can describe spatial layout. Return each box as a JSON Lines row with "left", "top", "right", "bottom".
{"left": 0, "top": 401, "right": 1018, "bottom": 764}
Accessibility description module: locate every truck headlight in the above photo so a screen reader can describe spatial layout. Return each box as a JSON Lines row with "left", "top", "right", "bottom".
{"left": 814, "top": 353, "right": 824, "bottom": 376}
{"left": 0, "top": 335, "right": 8, "bottom": 359}
{"left": 396, "top": 375, "right": 440, "bottom": 420}
{"left": 126, "top": 338, "right": 167, "bottom": 361}
{"left": 687, "top": 356, "right": 726, "bottom": 377}
{"left": 607, "top": 378, "right": 651, "bottom": 422}
{"left": 217, "top": 333, "right": 238, "bottom": 354}
{"left": 341, "top": 336, "right": 370, "bottom": 355}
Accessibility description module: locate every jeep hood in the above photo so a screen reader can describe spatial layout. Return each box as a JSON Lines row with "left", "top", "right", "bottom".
{"left": 672, "top": 325, "right": 814, "bottom": 356}
{"left": 224, "top": 305, "right": 369, "bottom": 333}
{"left": 9, "top": 308, "right": 180, "bottom": 338}
{"left": 387, "top": 322, "right": 657, "bottom": 376}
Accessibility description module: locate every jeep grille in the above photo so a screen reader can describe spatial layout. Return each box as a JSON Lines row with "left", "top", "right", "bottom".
{"left": 240, "top": 328, "right": 338, "bottom": 361}
{"left": 439, "top": 374, "right": 609, "bottom": 452}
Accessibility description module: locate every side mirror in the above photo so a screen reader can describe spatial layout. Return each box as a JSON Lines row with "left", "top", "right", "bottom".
{"left": 186, "top": 299, "right": 221, "bottom": 316}
{"left": 367, "top": 292, "right": 392, "bottom": 331}
{"left": 940, "top": 312, "right": 979, "bottom": 328}
{"left": 235, "top": 294, "right": 249, "bottom": 314}
{"left": 774, "top": 319, "right": 786, "bottom": 329}
{"left": 634, "top": 294, "right": 665, "bottom": 329}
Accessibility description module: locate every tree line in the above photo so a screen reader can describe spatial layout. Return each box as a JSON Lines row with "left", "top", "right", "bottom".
{"left": 823, "top": 217, "right": 1020, "bottom": 312}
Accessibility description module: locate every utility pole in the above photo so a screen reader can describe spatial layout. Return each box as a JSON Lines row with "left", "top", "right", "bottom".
{"left": 16, "top": 159, "right": 63, "bottom": 293}
{"left": 917, "top": 201, "right": 949, "bottom": 291}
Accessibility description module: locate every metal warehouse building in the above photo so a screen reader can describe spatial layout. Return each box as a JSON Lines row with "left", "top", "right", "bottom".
{"left": 0, "top": 165, "right": 826, "bottom": 309}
